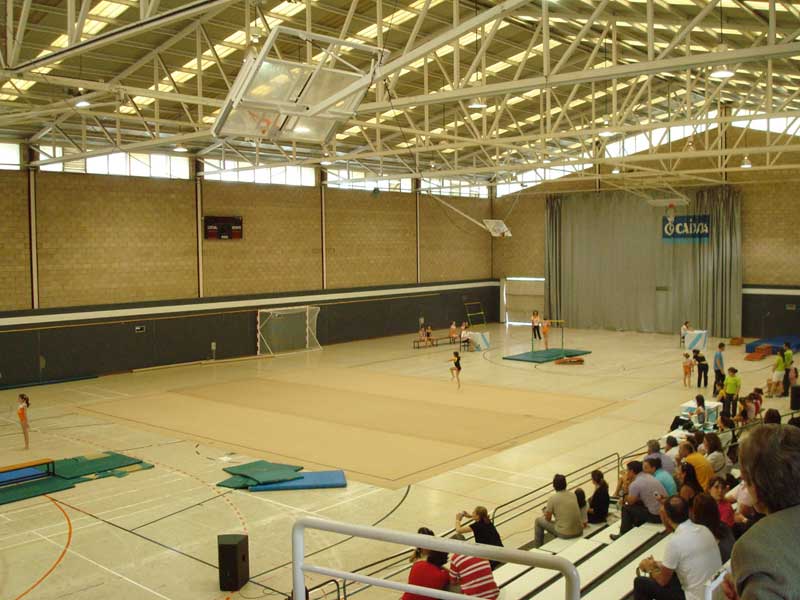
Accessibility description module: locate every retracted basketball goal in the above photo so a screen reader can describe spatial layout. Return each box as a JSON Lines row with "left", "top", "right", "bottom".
{"left": 212, "top": 26, "right": 388, "bottom": 143}
{"left": 257, "top": 306, "right": 321, "bottom": 356}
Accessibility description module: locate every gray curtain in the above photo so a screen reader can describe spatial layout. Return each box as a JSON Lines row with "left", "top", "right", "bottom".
{"left": 548, "top": 187, "right": 742, "bottom": 336}
{"left": 545, "top": 195, "right": 562, "bottom": 320}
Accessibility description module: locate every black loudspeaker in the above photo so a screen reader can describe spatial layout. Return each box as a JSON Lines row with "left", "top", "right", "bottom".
{"left": 791, "top": 385, "right": 800, "bottom": 411}
{"left": 218, "top": 534, "right": 249, "bottom": 591}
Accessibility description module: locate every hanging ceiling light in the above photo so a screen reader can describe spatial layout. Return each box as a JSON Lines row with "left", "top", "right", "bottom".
{"left": 599, "top": 119, "right": 614, "bottom": 137}
{"left": 468, "top": 97, "right": 488, "bottom": 109}
{"left": 320, "top": 150, "right": 333, "bottom": 166}
{"left": 741, "top": 155, "right": 752, "bottom": 169}
{"left": 174, "top": 144, "right": 188, "bottom": 153}
{"left": 74, "top": 98, "right": 91, "bottom": 108}
{"left": 710, "top": 6, "right": 734, "bottom": 79}
{"left": 611, "top": 166, "right": 620, "bottom": 174}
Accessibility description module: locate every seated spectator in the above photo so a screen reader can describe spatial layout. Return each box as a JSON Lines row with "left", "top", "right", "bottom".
{"left": 664, "top": 435, "right": 680, "bottom": 461}
{"left": 691, "top": 493, "right": 735, "bottom": 563}
{"left": 716, "top": 413, "right": 737, "bottom": 450}
{"left": 678, "top": 441, "right": 714, "bottom": 490}
{"left": 644, "top": 457, "right": 677, "bottom": 497}
{"left": 448, "top": 321, "right": 458, "bottom": 342}
{"left": 725, "top": 481, "right": 762, "bottom": 539}
{"left": 534, "top": 474, "right": 583, "bottom": 547}
{"left": 454, "top": 506, "right": 502, "bottom": 569}
{"left": 633, "top": 495, "right": 722, "bottom": 600}
{"left": 676, "top": 462, "right": 704, "bottom": 503}
{"left": 403, "top": 530, "right": 449, "bottom": 600}
{"left": 587, "top": 469, "right": 610, "bottom": 524}
{"left": 788, "top": 415, "right": 800, "bottom": 429}
{"left": 448, "top": 533, "right": 499, "bottom": 599}
{"left": 734, "top": 394, "right": 757, "bottom": 426}
{"left": 725, "top": 424, "right": 800, "bottom": 600}
{"left": 687, "top": 394, "right": 706, "bottom": 426}
{"left": 703, "top": 433, "right": 730, "bottom": 479}
{"left": 762, "top": 408, "right": 781, "bottom": 425}
{"left": 691, "top": 431, "right": 706, "bottom": 454}
{"left": 574, "top": 488, "right": 588, "bottom": 527}
{"left": 612, "top": 461, "right": 667, "bottom": 539}
{"left": 410, "top": 527, "right": 435, "bottom": 562}
{"left": 646, "top": 439, "right": 676, "bottom": 475}
{"left": 707, "top": 476, "right": 735, "bottom": 528}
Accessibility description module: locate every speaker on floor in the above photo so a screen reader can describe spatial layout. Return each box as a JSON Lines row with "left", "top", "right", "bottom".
{"left": 218, "top": 534, "right": 249, "bottom": 591}
{"left": 791, "top": 385, "right": 800, "bottom": 411}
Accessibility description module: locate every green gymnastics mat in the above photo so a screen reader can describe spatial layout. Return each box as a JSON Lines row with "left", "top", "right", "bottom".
{"left": 218, "top": 460, "right": 303, "bottom": 489}
{"left": 49, "top": 451, "right": 142, "bottom": 479}
{"left": 0, "top": 477, "right": 76, "bottom": 506}
{"left": 89, "top": 462, "right": 154, "bottom": 480}
{"left": 503, "top": 349, "right": 592, "bottom": 364}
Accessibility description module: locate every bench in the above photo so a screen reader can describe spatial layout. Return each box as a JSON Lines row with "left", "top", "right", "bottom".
{"left": 0, "top": 458, "right": 55, "bottom": 487}
{"left": 412, "top": 336, "right": 458, "bottom": 349}
{"left": 493, "top": 548, "right": 553, "bottom": 588}
{"left": 581, "top": 534, "right": 671, "bottom": 599}
{"left": 501, "top": 539, "right": 603, "bottom": 600}
{"left": 534, "top": 524, "right": 663, "bottom": 600}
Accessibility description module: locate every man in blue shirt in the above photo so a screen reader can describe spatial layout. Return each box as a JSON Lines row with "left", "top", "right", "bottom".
{"left": 713, "top": 342, "right": 725, "bottom": 392}
{"left": 644, "top": 457, "right": 677, "bottom": 496}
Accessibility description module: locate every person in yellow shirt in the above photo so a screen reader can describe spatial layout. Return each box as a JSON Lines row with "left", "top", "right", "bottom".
{"left": 723, "top": 367, "right": 742, "bottom": 419}
{"left": 781, "top": 342, "right": 794, "bottom": 398}
{"left": 678, "top": 441, "right": 714, "bottom": 491}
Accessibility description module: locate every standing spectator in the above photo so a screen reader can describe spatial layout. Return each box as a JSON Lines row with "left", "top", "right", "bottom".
{"left": 691, "top": 493, "right": 735, "bottom": 562}
{"left": 724, "top": 424, "right": 800, "bottom": 600}
{"left": 531, "top": 310, "right": 542, "bottom": 341}
{"left": 678, "top": 441, "right": 714, "bottom": 490}
{"left": 680, "top": 321, "right": 690, "bottom": 347}
{"left": 534, "top": 474, "right": 583, "bottom": 547}
{"left": 633, "top": 495, "right": 721, "bottom": 600}
{"left": 587, "top": 469, "right": 610, "bottom": 524}
{"left": 713, "top": 342, "right": 726, "bottom": 391}
{"left": 693, "top": 349, "right": 709, "bottom": 389}
{"left": 454, "top": 506, "right": 502, "bottom": 569}
{"left": 767, "top": 349, "right": 785, "bottom": 398}
{"left": 676, "top": 462, "right": 704, "bottom": 503}
{"left": 646, "top": 439, "right": 676, "bottom": 475}
{"left": 403, "top": 530, "right": 449, "bottom": 600}
{"left": 708, "top": 477, "right": 735, "bottom": 528}
{"left": 723, "top": 367, "right": 742, "bottom": 418}
{"left": 644, "top": 457, "right": 677, "bottom": 497}
{"left": 448, "top": 534, "right": 499, "bottom": 599}
{"left": 612, "top": 461, "right": 667, "bottom": 539}
{"left": 781, "top": 341, "right": 793, "bottom": 398}
{"left": 703, "top": 433, "right": 730, "bottom": 479}
{"left": 664, "top": 436, "right": 680, "bottom": 461}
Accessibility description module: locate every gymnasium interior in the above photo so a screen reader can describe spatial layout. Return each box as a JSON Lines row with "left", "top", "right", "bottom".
{"left": 1, "top": 0, "right": 800, "bottom": 599}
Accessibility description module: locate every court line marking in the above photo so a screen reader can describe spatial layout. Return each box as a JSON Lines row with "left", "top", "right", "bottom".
{"left": 13, "top": 496, "right": 72, "bottom": 600}
{"left": 450, "top": 471, "right": 535, "bottom": 490}
{"left": 33, "top": 531, "right": 175, "bottom": 600}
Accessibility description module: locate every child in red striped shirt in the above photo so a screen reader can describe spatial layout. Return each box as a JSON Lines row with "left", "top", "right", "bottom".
{"left": 449, "top": 534, "right": 500, "bottom": 599}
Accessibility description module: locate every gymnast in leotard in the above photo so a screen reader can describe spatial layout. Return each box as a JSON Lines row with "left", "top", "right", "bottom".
{"left": 449, "top": 352, "right": 462, "bottom": 389}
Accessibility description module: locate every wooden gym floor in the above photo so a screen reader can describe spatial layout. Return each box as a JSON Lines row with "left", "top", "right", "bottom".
{"left": 0, "top": 324, "right": 789, "bottom": 600}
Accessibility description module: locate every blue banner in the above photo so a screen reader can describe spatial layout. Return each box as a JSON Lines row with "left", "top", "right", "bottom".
{"left": 662, "top": 214, "right": 710, "bottom": 242}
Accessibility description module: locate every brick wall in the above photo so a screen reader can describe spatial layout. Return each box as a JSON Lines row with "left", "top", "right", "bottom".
{"left": 419, "top": 194, "right": 492, "bottom": 282}
{"left": 36, "top": 173, "right": 197, "bottom": 307}
{"left": 0, "top": 171, "right": 32, "bottom": 310}
{"left": 325, "top": 189, "right": 416, "bottom": 288}
{"left": 202, "top": 182, "right": 322, "bottom": 296}
{"left": 492, "top": 194, "right": 546, "bottom": 278}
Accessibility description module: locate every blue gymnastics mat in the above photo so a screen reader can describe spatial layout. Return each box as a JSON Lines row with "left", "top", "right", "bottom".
{"left": 0, "top": 467, "right": 46, "bottom": 486}
{"left": 249, "top": 470, "right": 347, "bottom": 492}
{"left": 745, "top": 335, "right": 800, "bottom": 354}
{"left": 503, "top": 349, "right": 592, "bottom": 364}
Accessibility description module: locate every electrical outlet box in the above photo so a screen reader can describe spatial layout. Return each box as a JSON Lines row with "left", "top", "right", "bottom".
{"left": 211, "top": 341, "right": 217, "bottom": 351}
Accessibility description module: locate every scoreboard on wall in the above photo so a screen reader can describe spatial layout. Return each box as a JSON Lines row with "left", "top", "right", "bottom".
{"left": 204, "top": 216, "right": 243, "bottom": 240}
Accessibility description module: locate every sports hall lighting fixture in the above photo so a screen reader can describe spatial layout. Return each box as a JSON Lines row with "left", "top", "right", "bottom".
{"left": 74, "top": 98, "right": 91, "bottom": 108}
{"left": 174, "top": 144, "right": 188, "bottom": 153}
{"left": 710, "top": 6, "right": 734, "bottom": 80}
{"left": 599, "top": 120, "right": 614, "bottom": 138}
{"left": 468, "top": 97, "right": 488, "bottom": 109}
{"left": 611, "top": 166, "right": 620, "bottom": 174}
{"left": 741, "top": 155, "right": 752, "bottom": 169}
{"left": 320, "top": 159, "right": 333, "bottom": 166}
{"left": 710, "top": 61, "right": 734, "bottom": 79}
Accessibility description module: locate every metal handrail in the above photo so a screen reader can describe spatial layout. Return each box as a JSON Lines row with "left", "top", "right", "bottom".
{"left": 307, "top": 578, "right": 341, "bottom": 600}
{"left": 292, "top": 517, "right": 580, "bottom": 600}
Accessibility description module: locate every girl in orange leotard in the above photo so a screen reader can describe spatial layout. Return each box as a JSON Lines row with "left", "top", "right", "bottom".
{"left": 17, "top": 394, "right": 30, "bottom": 450}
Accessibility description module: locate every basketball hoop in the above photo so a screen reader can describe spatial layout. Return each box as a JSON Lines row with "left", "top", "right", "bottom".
{"left": 666, "top": 203, "right": 677, "bottom": 220}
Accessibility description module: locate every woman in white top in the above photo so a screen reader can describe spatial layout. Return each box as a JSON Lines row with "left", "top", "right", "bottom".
{"left": 680, "top": 321, "right": 690, "bottom": 346}
{"left": 703, "top": 433, "right": 730, "bottom": 479}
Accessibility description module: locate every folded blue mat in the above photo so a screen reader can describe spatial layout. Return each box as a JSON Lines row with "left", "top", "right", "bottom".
{"left": 249, "top": 470, "right": 347, "bottom": 492}
{"left": 0, "top": 467, "right": 47, "bottom": 486}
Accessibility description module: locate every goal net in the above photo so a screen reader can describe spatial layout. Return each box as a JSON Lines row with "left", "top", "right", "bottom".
{"left": 257, "top": 306, "right": 321, "bottom": 356}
